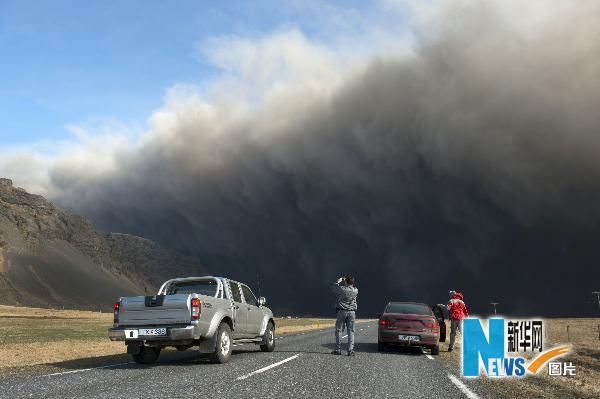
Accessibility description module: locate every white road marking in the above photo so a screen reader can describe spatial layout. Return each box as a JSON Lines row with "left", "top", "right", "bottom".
{"left": 237, "top": 354, "right": 300, "bottom": 381}
{"left": 448, "top": 374, "right": 479, "bottom": 399}
{"left": 421, "top": 348, "right": 434, "bottom": 360}
{"left": 42, "top": 362, "right": 132, "bottom": 377}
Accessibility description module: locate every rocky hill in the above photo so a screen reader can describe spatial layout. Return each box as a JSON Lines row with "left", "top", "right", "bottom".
{"left": 0, "top": 178, "right": 204, "bottom": 309}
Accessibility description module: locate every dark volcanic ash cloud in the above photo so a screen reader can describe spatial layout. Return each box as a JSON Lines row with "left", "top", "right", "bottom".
{"left": 20, "top": 1, "right": 600, "bottom": 315}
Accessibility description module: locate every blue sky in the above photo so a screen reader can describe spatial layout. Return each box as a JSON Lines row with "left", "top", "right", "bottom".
{"left": 0, "top": 0, "right": 412, "bottom": 147}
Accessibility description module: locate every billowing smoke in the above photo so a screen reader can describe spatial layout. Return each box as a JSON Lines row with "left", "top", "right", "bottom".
{"left": 8, "top": 1, "right": 600, "bottom": 316}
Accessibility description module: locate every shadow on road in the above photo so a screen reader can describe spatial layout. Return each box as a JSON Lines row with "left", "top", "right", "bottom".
{"left": 34, "top": 337, "right": 427, "bottom": 373}
{"left": 42, "top": 353, "right": 131, "bottom": 371}
{"left": 42, "top": 345, "right": 297, "bottom": 372}
{"left": 39, "top": 349, "right": 221, "bottom": 371}
{"left": 230, "top": 342, "right": 430, "bottom": 357}
{"left": 377, "top": 345, "right": 430, "bottom": 356}
{"left": 322, "top": 342, "right": 424, "bottom": 356}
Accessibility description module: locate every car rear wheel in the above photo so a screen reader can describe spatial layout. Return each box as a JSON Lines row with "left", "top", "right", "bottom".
{"left": 431, "top": 345, "right": 440, "bottom": 356}
{"left": 260, "top": 322, "right": 276, "bottom": 352}
{"left": 132, "top": 346, "right": 161, "bottom": 364}
{"left": 378, "top": 342, "right": 386, "bottom": 352}
{"left": 209, "top": 323, "right": 233, "bottom": 364}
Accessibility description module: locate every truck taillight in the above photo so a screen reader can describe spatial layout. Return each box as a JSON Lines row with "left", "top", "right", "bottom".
{"left": 113, "top": 301, "right": 120, "bottom": 327}
{"left": 191, "top": 298, "right": 201, "bottom": 320}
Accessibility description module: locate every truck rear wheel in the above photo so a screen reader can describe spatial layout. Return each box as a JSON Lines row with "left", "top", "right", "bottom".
{"left": 209, "top": 323, "right": 232, "bottom": 364}
{"left": 132, "top": 346, "right": 161, "bottom": 364}
{"left": 260, "top": 322, "right": 275, "bottom": 352}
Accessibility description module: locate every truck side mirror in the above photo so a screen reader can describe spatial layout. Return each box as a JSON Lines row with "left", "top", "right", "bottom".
{"left": 258, "top": 297, "right": 266, "bottom": 307}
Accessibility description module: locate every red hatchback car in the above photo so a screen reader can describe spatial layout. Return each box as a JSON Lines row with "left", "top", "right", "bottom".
{"left": 378, "top": 302, "right": 446, "bottom": 355}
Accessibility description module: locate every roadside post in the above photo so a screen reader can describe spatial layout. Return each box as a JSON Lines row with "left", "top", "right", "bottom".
{"left": 593, "top": 291, "right": 600, "bottom": 311}
{"left": 490, "top": 302, "right": 499, "bottom": 315}
{"left": 593, "top": 292, "right": 600, "bottom": 340}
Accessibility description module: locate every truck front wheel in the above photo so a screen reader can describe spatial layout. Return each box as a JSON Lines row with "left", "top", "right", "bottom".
{"left": 132, "top": 346, "right": 161, "bottom": 364}
{"left": 260, "top": 322, "right": 275, "bottom": 352}
{"left": 209, "top": 323, "right": 232, "bottom": 364}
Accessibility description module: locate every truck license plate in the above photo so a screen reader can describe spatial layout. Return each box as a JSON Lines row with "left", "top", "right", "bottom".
{"left": 398, "top": 334, "right": 420, "bottom": 341}
{"left": 139, "top": 328, "right": 167, "bottom": 336}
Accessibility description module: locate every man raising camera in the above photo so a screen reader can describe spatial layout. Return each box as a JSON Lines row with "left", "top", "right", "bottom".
{"left": 331, "top": 276, "right": 358, "bottom": 356}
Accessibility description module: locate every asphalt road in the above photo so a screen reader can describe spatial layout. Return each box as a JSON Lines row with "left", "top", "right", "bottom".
{"left": 0, "top": 321, "right": 499, "bottom": 398}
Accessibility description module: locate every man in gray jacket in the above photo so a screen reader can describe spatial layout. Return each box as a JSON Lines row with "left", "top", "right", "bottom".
{"left": 331, "top": 276, "right": 358, "bottom": 356}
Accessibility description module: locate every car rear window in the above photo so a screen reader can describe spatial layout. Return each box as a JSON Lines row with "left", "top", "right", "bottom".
{"left": 166, "top": 280, "right": 219, "bottom": 296}
{"left": 386, "top": 303, "right": 432, "bottom": 316}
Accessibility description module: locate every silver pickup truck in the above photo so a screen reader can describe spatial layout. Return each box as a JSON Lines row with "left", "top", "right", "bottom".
{"left": 108, "top": 276, "right": 275, "bottom": 364}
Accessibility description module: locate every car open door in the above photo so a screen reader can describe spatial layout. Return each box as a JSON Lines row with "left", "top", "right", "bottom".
{"left": 432, "top": 304, "right": 447, "bottom": 342}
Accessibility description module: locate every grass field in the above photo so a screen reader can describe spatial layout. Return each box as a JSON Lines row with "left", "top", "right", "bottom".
{"left": 438, "top": 318, "right": 600, "bottom": 399}
{"left": 0, "top": 305, "right": 338, "bottom": 370}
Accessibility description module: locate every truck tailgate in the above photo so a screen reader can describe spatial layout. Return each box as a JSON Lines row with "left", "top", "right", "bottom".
{"left": 120, "top": 294, "right": 191, "bottom": 326}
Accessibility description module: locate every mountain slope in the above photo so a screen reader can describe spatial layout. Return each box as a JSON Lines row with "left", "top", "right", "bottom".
{"left": 0, "top": 178, "right": 204, "bottom": 309}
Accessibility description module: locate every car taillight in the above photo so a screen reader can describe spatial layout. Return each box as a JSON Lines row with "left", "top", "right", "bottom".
{"left": 423, "top": 321, "right": 438, "bottom": 329}
{"left": 379, "top": 319, "right": 390, "bottom": 327}
{"left": 113, "top": 301, "right": 120, "bottom": 327}
{"left": 191, "top": 297, "right": 201, "bottom": 320}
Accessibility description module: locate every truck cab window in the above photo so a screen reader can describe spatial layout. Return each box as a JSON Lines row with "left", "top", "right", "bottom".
{"left": 165, "top": 280, "right": 219, "bottom": 296}
{"left": 230, "top": 282, "right": 243, "bottom": 303}
{"left": 241, "top": 285, "right": 258, "bottom": 306}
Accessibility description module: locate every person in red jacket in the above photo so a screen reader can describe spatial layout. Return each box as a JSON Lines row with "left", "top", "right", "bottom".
{"left": 447, "top": 290, "right": 469, "bottom": 352}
